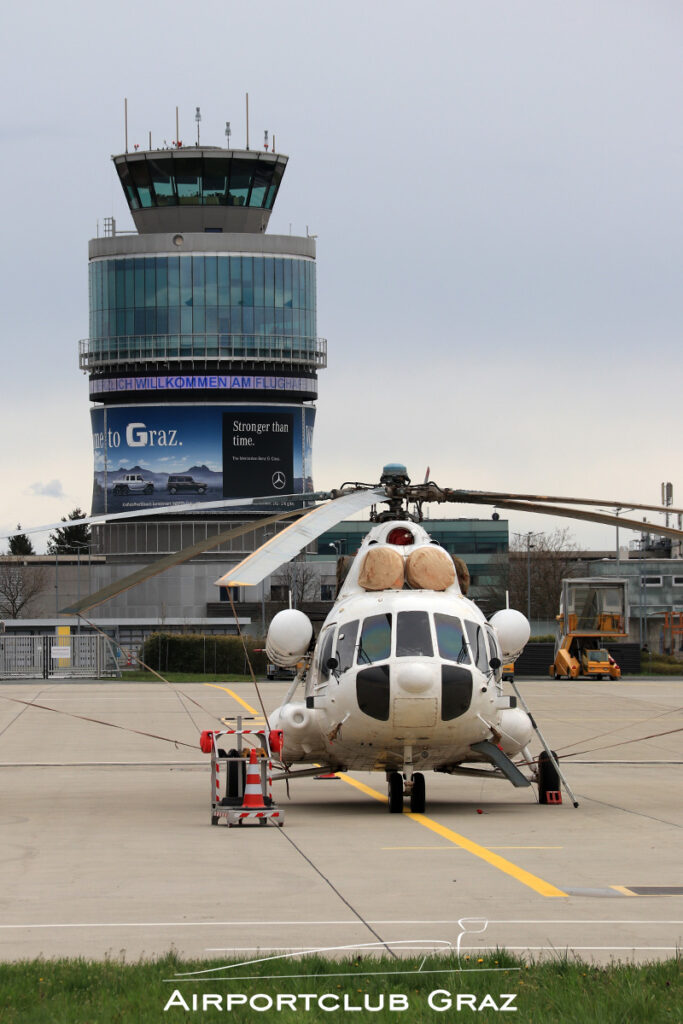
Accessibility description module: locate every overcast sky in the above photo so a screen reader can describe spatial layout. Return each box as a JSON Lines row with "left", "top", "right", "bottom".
{"left": 1, "top": 0, "right": 681, "bottom": 552}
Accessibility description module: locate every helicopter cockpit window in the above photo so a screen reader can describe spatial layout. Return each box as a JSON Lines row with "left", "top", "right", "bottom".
{"left": 434, "top": 614, "right": 470, "bottom": 664}
{"left": 358, "top": 614, "right": 392, "bottom": 664}
{"left": 465, "top": 620, "right": 489, "bottom": 674}
{"left": 335, "top": 619, "right": 359, "bottom": 674}
{"left": 317, "top": 627, "right": 335, "bottom": 680}
{"left": 396, "top": 611, "right": 433, "bottom": 657}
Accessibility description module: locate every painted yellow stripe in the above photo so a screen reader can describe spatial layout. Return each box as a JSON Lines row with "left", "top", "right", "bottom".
{"left": 336, "top": 773, "right": 567, "bottom": 898}
{"left": 381, "top": 845, "right": 563, "bottom": 851}
{"left": 336, "top": 772, "right": 388, "bottom": 802}
{"left": 204, "top": 684, "right": 259, "bottom": 715}
{"left": 611, "top": 885, "right": 638, "bottom": 896}
{"left": 406, "top": 813, "right": 568, "bottom": 897}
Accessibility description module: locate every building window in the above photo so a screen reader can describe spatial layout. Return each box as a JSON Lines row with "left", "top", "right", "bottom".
{"left": 643, "top": 576, "right": 663, "bottom": 587}
{"left": 270, "top": 585, "right": 288, "bottom": 601}
{"left": 673, "top": 576, "right": 683, "bottom": 587}
{"left": 321, "top": 584, "right": 335, "bottom": 601}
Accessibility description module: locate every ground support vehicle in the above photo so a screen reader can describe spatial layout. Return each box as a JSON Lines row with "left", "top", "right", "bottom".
{"left": 550, "top": 578, "right": 628, "bottom": 681}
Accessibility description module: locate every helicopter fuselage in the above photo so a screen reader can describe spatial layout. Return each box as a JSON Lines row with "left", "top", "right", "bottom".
{"left": 268, "top": 521, "right": 531, "bottom": 775}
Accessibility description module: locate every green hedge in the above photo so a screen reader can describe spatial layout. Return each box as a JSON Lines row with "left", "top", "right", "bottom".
{"left": 140, "top": 633, "right": 266, "bottom": 675}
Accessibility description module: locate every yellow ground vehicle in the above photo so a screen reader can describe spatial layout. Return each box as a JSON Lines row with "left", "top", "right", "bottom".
{"left": 552, "top": 637, "right": 620, "bottom": 680}
{"left": 550, "top": 578, "right": 628, "bottom": 681}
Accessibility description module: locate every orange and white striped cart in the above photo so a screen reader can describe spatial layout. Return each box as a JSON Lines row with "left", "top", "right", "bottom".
{"left": 199, "top": 717, "right": 285, "bottom": 827}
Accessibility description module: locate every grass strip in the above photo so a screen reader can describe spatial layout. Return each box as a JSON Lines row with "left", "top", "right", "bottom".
{"left": 0, "top": 951, "right": 679, "bottom": 1023}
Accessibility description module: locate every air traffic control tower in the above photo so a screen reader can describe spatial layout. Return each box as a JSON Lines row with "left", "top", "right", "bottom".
{"left": 81, "top": 139, "right": 326, "bottom": 564}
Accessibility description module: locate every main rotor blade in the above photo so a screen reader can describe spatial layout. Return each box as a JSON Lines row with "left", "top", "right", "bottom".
{"left": 423, "top": 487, "right": 683, "bottom": 517}
{"left": 1, "top": 491, "right": 328, "bottom": 540}
{"left": 216, "top": 487, "right": 385, "bottom": 588}
{"left": 478, "top": 499, "right": 683, "bottom": 541}
{"left": 61, "top": 508, "right": 306, "bottom": 615}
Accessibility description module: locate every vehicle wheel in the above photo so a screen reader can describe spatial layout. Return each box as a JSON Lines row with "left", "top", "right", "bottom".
{"left": 144, "top": 484, "right": 153, "bottom": 494}
{"left": 211, "top": 814, "right": 219, "bottom": 826}
{"left": 388, "top": 771, "right": 403, "bottom": 813}
{"left": 169, "top": 487, "right": 177, "bottom": 494}
{"left": 410, "top": 773, "right": 426, "bottom": 814}
{"left": 198, "top": 486, "right": 206, "bottom": 494}
{"left": 538, "top": 750, "right": 561, "bottom": 805}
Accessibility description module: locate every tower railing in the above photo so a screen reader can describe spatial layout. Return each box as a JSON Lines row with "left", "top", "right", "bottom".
{"left": 79, "top": 334, "right": 327, "bottom": 371}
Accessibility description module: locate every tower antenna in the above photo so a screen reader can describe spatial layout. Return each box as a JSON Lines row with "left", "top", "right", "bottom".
{"left": 124, "top": 97, "right": 128, "bottom": 153}
{"left": 175, "top": 106, "right": 179, "bottom": 147}
{"left": 225, "top": 121, "right": 231, "bottom": 148}
{"left": 195, "top": 106, "right": 201, "bottom": 146}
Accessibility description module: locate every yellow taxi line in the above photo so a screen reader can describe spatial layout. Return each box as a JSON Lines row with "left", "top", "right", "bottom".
{"left": 337, "top": 773, "right": 568, "bottom": 899}
{"left": 381, "top": 845, "right": 563, "bottom": 851}
{"left": 204, "top": 684, "right": 259, "bottom": 716}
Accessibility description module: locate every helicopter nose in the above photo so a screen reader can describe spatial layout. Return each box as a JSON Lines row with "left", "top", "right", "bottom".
{"left": 395, "top": 663, "right": 435, "bottom": 694}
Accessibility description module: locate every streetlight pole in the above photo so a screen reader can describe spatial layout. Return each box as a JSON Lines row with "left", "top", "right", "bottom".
{"left": 600, "top": 506, "right": 633, "bottom": 570}
{"left": 71, "top": 540, "right": 91, "bottom": 634}
{"left": 526, "top": 533, "right": 532, "bottom": 622}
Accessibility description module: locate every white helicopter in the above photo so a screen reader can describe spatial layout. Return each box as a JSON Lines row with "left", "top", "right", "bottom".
{"left": 13, "top": 462, "right": 683, "bottom": 814}
{"left": 242, "top": 516, "right": 540, "bottom": 814}
{"left": 212, "top": 462, "right": 682, "bottom": 813}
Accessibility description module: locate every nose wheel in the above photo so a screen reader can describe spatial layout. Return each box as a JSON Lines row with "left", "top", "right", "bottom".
{"left": 387, "top": 771, "right": 426, "bottom": 813}
{"left": 410, "top": 772, "right": 426, "bottom": 813}
{"left": 388, "top": 771, "right": 403, "bottom": 813}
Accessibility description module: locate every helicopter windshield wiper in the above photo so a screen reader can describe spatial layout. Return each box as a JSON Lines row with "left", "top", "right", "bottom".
{"left": 357, "top": 645, "right": 372, "bottom": 665}
{"left": 457, "top": 642, "right": 470, "bottom": 664}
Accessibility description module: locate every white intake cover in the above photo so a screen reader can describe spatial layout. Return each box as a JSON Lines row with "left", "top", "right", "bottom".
{"left": 489, "top": 608, "right": 531, "bottom": 661}
{"left": 266, "top": 609, "right": 313, "bottom": 666}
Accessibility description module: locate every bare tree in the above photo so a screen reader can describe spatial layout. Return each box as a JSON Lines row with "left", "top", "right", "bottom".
{"left": 0, "top": 562, "right": 49, "bottom": 618}
{"left": 509, "top": 528, "right": 579, "bottom": 621}
{"left": 481, "top": 528, "right": 579, "bottom": 621}
{"left": 272, "top": 558, "right": 318, "bottom": 607}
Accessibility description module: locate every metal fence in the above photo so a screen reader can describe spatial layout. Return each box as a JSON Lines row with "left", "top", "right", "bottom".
{"left": 0, "top": 634, "right": 120, "bottom": 679}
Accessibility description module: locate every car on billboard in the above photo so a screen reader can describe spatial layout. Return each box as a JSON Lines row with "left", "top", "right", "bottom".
{"left": 112, "top": 473, "right": 154, "bottom": 495}
{"left": 167, "top": 474, "right": 207, "bottom": 495}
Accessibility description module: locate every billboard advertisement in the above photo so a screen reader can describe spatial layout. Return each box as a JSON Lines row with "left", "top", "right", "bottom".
{"left": 90, "top": 403, "right": 315, "bottom": 514}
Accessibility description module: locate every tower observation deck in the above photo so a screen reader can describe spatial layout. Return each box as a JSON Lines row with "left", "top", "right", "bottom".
{"left": 81, "top": 142, "right": 326, "bottom": 555}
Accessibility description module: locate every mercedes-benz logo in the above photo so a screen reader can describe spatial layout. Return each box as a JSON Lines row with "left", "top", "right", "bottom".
{"left": 272, "top": 471, "right": 286, "bottom": 490}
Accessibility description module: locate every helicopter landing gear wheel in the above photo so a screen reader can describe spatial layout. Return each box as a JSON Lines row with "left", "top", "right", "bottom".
{"left": 388, "top": 771, "right": 403, "bottom": 813}
{"left": 538, "top": 749, "right": 561, "bottom": 804}
{"left": 410, "top": 772, "right": 426, "bottom": 814}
